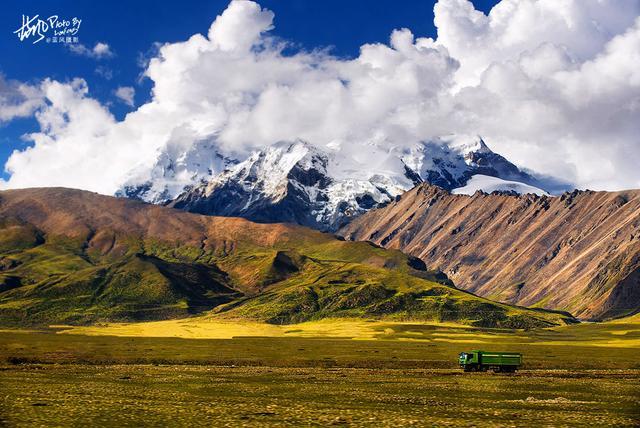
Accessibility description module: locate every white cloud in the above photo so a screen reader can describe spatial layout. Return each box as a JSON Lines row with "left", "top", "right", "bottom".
{"left": 208, "top": 0, "right": 274, "bottom": 52}
{"left": 433, "top": 0, "right": 640, "bottom": 188}
{"left": 2, "top": 0, "right": 640, "bottom": 193}
{"left": 0, "top": 75, "right": 44, "bottom": 122}
{"left": 434, "top": 0, "right": 639, "bottom": 88}
{"left": 114, "top": 86, "right": 135, "bottom": 106}
{"left": 94, "top": 66, "right": 114, "bottom": 80}
{"left": 68, "top": 42, "right": 114, "bottom": 59}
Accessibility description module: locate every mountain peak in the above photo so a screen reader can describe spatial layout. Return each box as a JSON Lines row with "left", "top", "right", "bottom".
{"left": 210, "top": 139, "right": 328, "bottom": 201}
{"left": 446, "top": 134, "right": 492, "bottom": 156}
{"left": 123, "top": 134, "right": 564, "bottom": 231}
{"left": 116, "top": 138, "right": 238, "bottom": 204}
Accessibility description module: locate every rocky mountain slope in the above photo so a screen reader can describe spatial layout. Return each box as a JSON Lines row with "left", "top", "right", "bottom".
{"left": 340, "top": 184, "right": 640, "bottom": 320}
{"left": 164, "top": 136, "right": 553, "bottom": 231}
{"left": 0, "top": 188, "right": 573, "bottom": 328}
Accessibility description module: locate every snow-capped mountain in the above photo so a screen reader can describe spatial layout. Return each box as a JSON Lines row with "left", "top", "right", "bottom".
{"left": 401, "top": 135, "right": 541, "bottom": 190}
{"left": 168, "top": 140, "right": 412, "bottom": 230}
{"left": 116, "top": 138, "right": 238, "bottom": 204}
{"left": 157, "top": 135, "right": 555, "bottom": 231}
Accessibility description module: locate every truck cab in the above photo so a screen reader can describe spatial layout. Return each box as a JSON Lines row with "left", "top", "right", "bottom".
{"left": 458, "top": 351, "right": 476, "bottom": 367}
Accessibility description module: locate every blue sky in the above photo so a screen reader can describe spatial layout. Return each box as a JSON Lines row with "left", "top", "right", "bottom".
{"left": 0, "top": 0, "right": 499, "bottom": 179}
{"left": 4, "top": 0, "right": 636, "bottom": 192}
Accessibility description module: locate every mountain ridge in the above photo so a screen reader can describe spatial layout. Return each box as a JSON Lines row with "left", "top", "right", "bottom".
{"left": 340, "top": 184, "right": 640, "bottom": 320}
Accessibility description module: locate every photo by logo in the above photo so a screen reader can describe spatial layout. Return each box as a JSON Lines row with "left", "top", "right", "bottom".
{"left": 13, "top": 14, "right": 82, "bottom": 44}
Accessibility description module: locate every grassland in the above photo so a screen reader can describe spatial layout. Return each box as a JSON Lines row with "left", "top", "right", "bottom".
{"left": 1, "top": 365, "right": 638, "bottom": 427}
{"left": 0, "top": 317, "right": 639, "bottom": 426}
{"left": 1, "top": 317, "right": 639, "bottom": 368}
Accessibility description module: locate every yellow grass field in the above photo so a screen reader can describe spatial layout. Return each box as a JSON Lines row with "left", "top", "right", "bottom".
{"left": 52, "top": 315, "right": 640, "bottom": 349}
{"left": 1, "top": 315, "right": 639, "bottom": 426}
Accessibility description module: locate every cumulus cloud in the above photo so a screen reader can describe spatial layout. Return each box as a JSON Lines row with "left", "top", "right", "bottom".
{"left": 114, "top": 86, "right": 135, "bottom": 106}
{"left": 435, "top": 0, "right": 640, "bottom": 188}
{"left": 68, "top": 42, "right": 114, "bottom": 59}
{"left": 2, "top": 0, "right": 640, "bottom": 192}
{"left": 435, "top": 0, "right": 639, "bottom": 88}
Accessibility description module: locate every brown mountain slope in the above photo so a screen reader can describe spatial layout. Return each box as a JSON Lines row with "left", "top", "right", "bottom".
{"left": 0, "top": 187, "right": 322, "bottom": 252}
{"left": 0, "top": 188, "right": 573, "bottom": 327}
{"left": 0, "top": 187, "right": 408, "bottom": 298}
{"left": 340, "top": 184, "right": 640, "bottom": 320}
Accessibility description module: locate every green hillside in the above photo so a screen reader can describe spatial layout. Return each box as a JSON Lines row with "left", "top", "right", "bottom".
{"left": 0, "top": 188, "right": 574, "bottom": 328}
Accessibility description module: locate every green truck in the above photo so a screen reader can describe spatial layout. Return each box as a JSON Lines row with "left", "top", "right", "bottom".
{"left": 458, "top": 350, "right": 522, "bottom": 372}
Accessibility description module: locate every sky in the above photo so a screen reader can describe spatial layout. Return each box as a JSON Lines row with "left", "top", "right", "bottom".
{"left": 1, "top": 0, "right": 639, "bottom": 193}
{"left": 1, "top": 0, "right": 498, "bottom": 181}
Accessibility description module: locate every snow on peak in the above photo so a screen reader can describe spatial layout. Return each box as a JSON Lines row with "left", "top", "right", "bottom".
{"left": 452, "top": 174, "right": 549, "bottom": 196}
{"left": 116, "top": 138, "right": 237, "bottom": 203}
{"left": 203, "top": 139, "right": 328, "bottom": 201}
{"left": 445, "top": 134, "right": 492, "bottom": 156}
{"left": 121, "top": 134, "right": 560, "bottom": 231}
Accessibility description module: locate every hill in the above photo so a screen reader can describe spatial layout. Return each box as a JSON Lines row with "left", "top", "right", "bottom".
{"left": 0, "top": 187, "right": 572, "bottom": 328}
{"left": 340, "top": 184, "right": 640, "bottom": 320}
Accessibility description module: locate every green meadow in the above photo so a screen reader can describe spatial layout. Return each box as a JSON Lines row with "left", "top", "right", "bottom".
{"left": 0, "top": 317, "right": 639, "bottom": 426}
{"left": 1, "top": 365, "right": 637, "bottom": 427}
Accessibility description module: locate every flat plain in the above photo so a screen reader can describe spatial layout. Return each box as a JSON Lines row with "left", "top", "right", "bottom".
{"left": 0, "top": 317, "right": 639, "bottom": 427}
